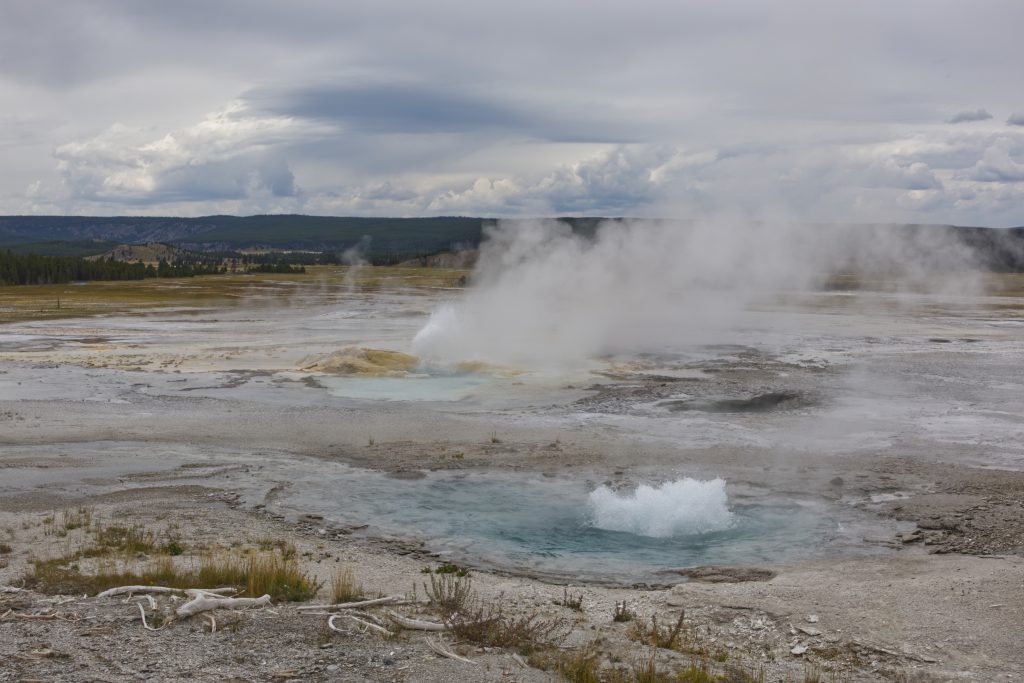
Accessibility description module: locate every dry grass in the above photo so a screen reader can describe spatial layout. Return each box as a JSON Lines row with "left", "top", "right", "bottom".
{"left": 25, "top": 513, "right": 319, "bottom": 602}
{"left": 331, "top": 565, "right": 364, "bottom": 603}
{"left": 627, "top": 611, "right": 724, "bottom": 660}
{"left": 447, "top": 601, "right": 567, "bottom": 655}
{"left": 196, "top": 553, "right": 320, "bottom": 601}
{"left": 29, "top": 551, "right": 319, "bottom": 601}
{"left": 537, "top": 644, "right": 764, "bottom": 683}
{"left": 0, "top": 266, "right": 469, "bottom": 323}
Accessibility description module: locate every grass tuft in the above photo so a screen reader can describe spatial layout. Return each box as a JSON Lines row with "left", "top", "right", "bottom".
{"left": 331, "top": 565, "right": 364, "bottom": 603}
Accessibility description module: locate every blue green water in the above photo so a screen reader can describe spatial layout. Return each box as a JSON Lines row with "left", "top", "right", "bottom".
{"left": 271, "top": 468, "right": 900, "bottom": 583}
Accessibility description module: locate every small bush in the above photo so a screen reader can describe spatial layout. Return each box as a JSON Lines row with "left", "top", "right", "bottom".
{"left": 433, "top": 562, "right": 470, "bottom": 576}
{"left": 0, "top": 543, "right": 12, "bottom": 554}
{"left": 447, "top": 602, "right": 566, "bottom": 655}
{"left": 424, "top": 573, "right": 473, "bottom": 617}
{"left": 613, "top": 601, "right": 635, "bottom": 622}
{"left": 555, "top": 588, "right": 585, "bottom": 611}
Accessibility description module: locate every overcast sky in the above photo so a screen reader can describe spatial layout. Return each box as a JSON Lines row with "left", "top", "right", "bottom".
{"left": 2, "top": 0, "right": 1023, "bottom": 224}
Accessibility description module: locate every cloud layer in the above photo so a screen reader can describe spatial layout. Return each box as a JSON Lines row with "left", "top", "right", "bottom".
{"left": 1, "top": 0, "right": 1023, "bottom": 225}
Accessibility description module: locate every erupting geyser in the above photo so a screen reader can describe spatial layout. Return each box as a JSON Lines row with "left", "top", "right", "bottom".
{"left": 587, "top": 477, "right": 735, "bottom": 538}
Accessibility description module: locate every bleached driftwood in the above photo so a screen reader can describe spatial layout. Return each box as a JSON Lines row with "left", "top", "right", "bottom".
{"left": 97, "top": 586, "right": 235, "bottom": 599}
{"left": 328, "top": 613, "right": 393, "bottom": 637}
{"left": 1, "top": 586, "right": 26, "bottom": 594}
{"left": 385, "top": 610, "right": 445, "bottom": 631}
{"left": 295, "top": 595, "right": 403, "bottom": 611}
{"left": 175, "top": 593, "right": 271, "bottom": 619}
{"left": 426, "top": 636, "right": 476, "bottom": 664}
{"left": 137, "top": 602, "right": 165, "bottom": 631}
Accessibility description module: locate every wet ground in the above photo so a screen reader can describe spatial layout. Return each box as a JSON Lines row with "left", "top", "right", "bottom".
{"left": 1, "top": 274, "right": 1023, "bottom": 580}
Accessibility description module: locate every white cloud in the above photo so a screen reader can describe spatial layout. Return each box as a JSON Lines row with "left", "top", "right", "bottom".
{"left": 51, "top": 104, "right": 336, "bottom": 207}
{"left": 2, "top": 1, "right": 1023, "bottom": 224}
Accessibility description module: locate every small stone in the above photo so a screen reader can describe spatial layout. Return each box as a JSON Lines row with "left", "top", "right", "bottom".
{"left": 791, "top": 644, "right": 808, "bottom": 656}
{"left": 797, "top": 626, "right": 821, "bottom": 637}
{"left": 806, "top": 614, "right": 819, "bottom": 623}
{"left": 326, "top": 665, "right": 339, "bottom": 672}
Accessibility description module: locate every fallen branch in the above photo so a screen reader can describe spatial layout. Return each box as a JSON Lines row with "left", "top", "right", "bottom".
{"left": 295, "top": 595, "right": 403, "bottom": 611}
{"left": 97, "top": 586, "right": 235, "bottom": 599}
{"left": 13, "top": 613, "right": 58, "bottom": 620}
{"left": 1, "top": 586, "right": 26, "bottom": 594}
{"left": 137, "top": 603, "right": 165, "bottom": 632}
{"left": 426, "top": 636, "right": 476, "bottom": 664}
{"left": 386, "top": 610, "right": 445, "bottom": 631}
{"left": 328, "top": 613, "right": 393, "bottom": 637}
{"left": 204, "top": 614, "right": 217, "bottom": 633}
{"left": 175, "top": 593, "right": 271, "bottom": 620}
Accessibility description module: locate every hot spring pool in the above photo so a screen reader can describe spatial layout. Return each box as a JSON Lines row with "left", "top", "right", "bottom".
{"left": 253, "top": 467, "right": 903, "bottom": 584}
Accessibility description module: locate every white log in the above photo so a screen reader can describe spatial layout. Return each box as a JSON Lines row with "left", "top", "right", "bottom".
{"left": 137, "top": 602, "right": 165, "bottom": 631}
{"left": 175, "top": 594, "right": 271, "bottom": 619}
{"left": 426, "top": 636, "right": 476, "bottom": 664}
{"left": 97, "top": 586, "right": 235, "bottom": 599}
{"left": 295, "top": 595, "right": 403, "bottom": 611}
{"left": 329, "top": 613, "right": 393, "bottom": 637}
{"left": 385, "top": 610, "right": 445, "bottom": 631}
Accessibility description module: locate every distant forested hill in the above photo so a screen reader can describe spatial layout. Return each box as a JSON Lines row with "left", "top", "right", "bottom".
{"left": 0, "top": 215, "right": 489, "bottom": 255}
{"left": 0, "top": 215, "right": 1022, "bottom": 271}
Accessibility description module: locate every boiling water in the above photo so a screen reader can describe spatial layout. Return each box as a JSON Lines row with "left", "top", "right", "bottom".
{"left": 262, "top": 467, "right": 902, "bottom": 583}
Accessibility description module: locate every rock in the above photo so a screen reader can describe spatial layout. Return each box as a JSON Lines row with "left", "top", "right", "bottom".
{"left": 830, "top": 477, "right": 845, "bottom": 487}
{"left": 806, "top": 614, "right": 819, "bottom": 623}
{"left": 897, "top": 530, "right": 923, "bottom": 543}
{"left": 791, "top": 644, "right": 808, "bottom": 656}
{"left": 675, "top": 565, "right": 777, "bottom": 583}
{"left": 797, "top": 626, "right": 821, "bottom": 637}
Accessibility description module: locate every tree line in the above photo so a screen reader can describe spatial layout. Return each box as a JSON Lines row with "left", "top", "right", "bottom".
{"left": 0, "top": 250, "right": 223, "bottom": 286}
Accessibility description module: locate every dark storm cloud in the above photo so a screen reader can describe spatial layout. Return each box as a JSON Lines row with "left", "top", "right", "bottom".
{"left": 947, "top": 109, "right": 994, "bottom": 124}
{"left": 247, "top": 84, "right": 526, "bottom": 135}
{"left": 244, "top": 83, "right": 641, "bottom": 144}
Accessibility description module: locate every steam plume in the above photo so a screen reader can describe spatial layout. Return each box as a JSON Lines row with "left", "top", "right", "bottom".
{"left": 412, "top": 218, "right": 986, "bottom": 368}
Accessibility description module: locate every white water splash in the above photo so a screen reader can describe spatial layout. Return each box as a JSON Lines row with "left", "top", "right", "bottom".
{"left": 587, "top": 477, "right": 734, "bottom": 538}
